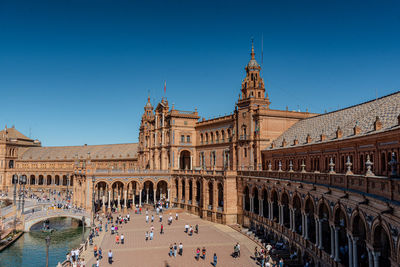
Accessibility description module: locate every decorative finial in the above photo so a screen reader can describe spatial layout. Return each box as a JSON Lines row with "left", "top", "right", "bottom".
{"left": 251, "top": 37, "right": 255, "bottom": 59}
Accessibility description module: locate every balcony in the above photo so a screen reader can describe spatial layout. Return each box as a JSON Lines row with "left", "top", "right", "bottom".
{"left": 238, "top": 170, "right": 398, "bottom": 202}
{"left": 239, "top": 135, "right": 249, "bottom": 140}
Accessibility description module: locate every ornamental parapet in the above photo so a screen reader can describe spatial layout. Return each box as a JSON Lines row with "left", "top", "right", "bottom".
{"left": 238, "top": 170, "right": 398, "bottom": 202}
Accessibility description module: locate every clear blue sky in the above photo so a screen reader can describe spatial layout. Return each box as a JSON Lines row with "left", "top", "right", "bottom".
{"left": 1, "top": 0, "right": 399, "bottom": 146}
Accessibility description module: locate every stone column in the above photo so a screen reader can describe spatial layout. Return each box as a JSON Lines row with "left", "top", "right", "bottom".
{"left": 270, "top": 202, "right": 273, "bottom": 220}
{"left": 318, "top": 219, "right": 323, "bottom": 249}
{"left": 289, "top": 208, "right": 293, "bottom": 231}
{"left": 301, "top": 213, "right": 305, "bottom": 237}
{"left": 367, "top": 248, "right": 373, "bottom": 267}
{"left": 102, "top": 195, "right": 106, "bottom": 212}
{"left": 153, "top": 189, "right": 156, "bottom": 204}
{"left": 108, "top": 190, "right": 111, "bottom": 210}
{"left": 123, "top": 190, "right": 127, "bottom": 209}
{"left": 250, "top": 196, "right": 254, "bottom": 213}
{"left": 315, "top": 218, "right": 319, "bottom": 248}
{"left": 334, "top": 227, "right": 340, "bottom": 262}
{"left": 145, "top": 188, "right": 149, "bottom": 204}
{"left": 330, "top": 226, "right": 335, "bottom": 258}
{"left": 292, "top": 209, "right": 296, "bottom": 232}
{"left": 117, "top": 194, "right": 121, "bottom": 210}
{"left": 352, "top": 236, "right": 358, "bottom": 267}
{"left": 280, "top": 205, "right": 284, "bottom": 225}
{"left": 193, "top": 182, "right": 197, "bottom": 205}
{"left": 139, "top": 189, "right": 142, "bottom": 206}
{"left": 305, "top": 214, "right": 309, "bottom": 239}
{"left": 242, "top": 194, "right": 246, "bottom": 211}
{"left": 167, "top": 188, "right": 171, "bottom": 207}
{"left": 185, "top": 179, "right": 190, "bottom": 204}
{"left": 132, "top": 187, "right": 135, "bottom": 207}
{"left": 259, "top": 199, "right": 263, "bottom": 217}
{"left": 372, "top": 251, "right": 380, "bottom": 267}
{"left": 348, "top": 234, "right": 353, "bottom": 267}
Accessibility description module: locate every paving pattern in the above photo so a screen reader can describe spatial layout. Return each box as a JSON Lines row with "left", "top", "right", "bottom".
{"left": 87, "top": 210, "right": 259, "bottom": 267}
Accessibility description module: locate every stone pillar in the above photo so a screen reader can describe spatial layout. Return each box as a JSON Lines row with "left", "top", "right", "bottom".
{"left": 185, "top": 179, "right": 190, "bottom": 204}
{"left": 124, "top": 190, "right": 127, "bottom": 209}
{"left": 330, "top": 226, "right": 335, "bottom": 258}
{"left": 132, "top": 187, "right": 135, "bottom": 207}
{"left": 108, "top": 190, "right": 111, "bottom": 210}
{"left": 305, "top": 214, "right": 309, "bottom": 239}
{"left": 167, "top": 188, "right": 171, "bottom": 207}
{"left": 280, "top": 205, "right": 284, "bottom": 225}
{"left": 153, "top": 189, "right": 156, "bottom": 204}
{"left": 289, "top": 208, "right": 293, "bottom": 231}
{"left": 352, "top": 236, "right": 358, "bottom": 267}
{"left": 259, "top": 199, "right": 263, "bottom": 217}
{"left": 334, "top": 227, "right": 340, "bottom": 262}
{"left": 292, "top": 209, "right": 296, "bottom": 232}
{"left": 372, "top": 251, "right": 380, "bottom": 267}
{"left": 367, "top": 248, "right": 373, "bottom": 267}
{"left": 242, "top": 194, "right": 246, "bottom": 211}
{"left": 250, "top": 196, "right": 254, "bottom": 213}
{"left": 301, "top": 213, "right": 305, "bottom": 237}
{"left": 190, "top": 156, "right": 193, "bottom": 170}
{"left": 193, "top": 182, "right": 197, "bottom": 205}
{"left": 318, "top": 219, "right": 323, "bottom": 249}
{"left": 102, "top": 195, "right": 106, "bottom": 212}
{"left": 139, "top": 189, "right": 142, "bottom": 206}
{"left": 315, "top": 218, "right": 319, "bottom": 248}
{"left": 348, "top": 234, "right": 353, "bottom": 267}
{"left": 117, "top": 194, "right": 121, "bottom": 209}
{"left": 270, "top": 202, "right": 273, "bottom": 220}
{"left": 146, "top": 188, "right": 149, "bottom": 204}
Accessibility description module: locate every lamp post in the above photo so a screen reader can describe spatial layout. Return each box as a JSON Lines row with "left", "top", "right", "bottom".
{"left": 12, "top": 174, "right": 19, "bottom": 233}
{"left": 19, "top": 175, "right": 27, "bottom": 215}
{"left": 66, "top": 174, "right": 69, "bottom": 201}
{"left": 82, "top": 216, "right": 85, "bottom": 242}
{"left": 45, "top": 235, "right": 51, "bottom": 267}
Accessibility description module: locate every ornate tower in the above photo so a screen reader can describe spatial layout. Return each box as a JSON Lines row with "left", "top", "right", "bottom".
{"left": 138, "top": 96, "right": 154, "bottom": 169}
{"left": 238, "top": 40, "right": 270, "bottom": 108}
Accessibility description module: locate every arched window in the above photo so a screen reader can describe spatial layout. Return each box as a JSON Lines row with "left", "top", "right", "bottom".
{"left": 200, "top": 134, "right": 203, "bottom": 144}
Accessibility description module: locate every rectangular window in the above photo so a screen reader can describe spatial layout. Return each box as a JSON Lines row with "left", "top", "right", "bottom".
{"left": 181, "top": 135, "right": 185, "bottom": 143}
{"left": 186, "top": 135, "right": 190, "bottom": 143}
{"left": 244, "top": 148, "right": 247, "bottom": 157}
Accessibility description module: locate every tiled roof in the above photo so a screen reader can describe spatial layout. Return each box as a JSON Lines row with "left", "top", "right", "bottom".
{"left": 0, "top": 127, "right": 33, "bottom": 141}
{"left": 19, "top": 143, "right": 138, "bottom": 160}
{"left": 268, "top": 91, "right": 400, "bottom": 150}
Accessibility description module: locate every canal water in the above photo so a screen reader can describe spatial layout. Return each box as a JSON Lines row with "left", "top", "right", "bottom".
{"left": 0, "top": 217, "right": 89, "bottom": 267}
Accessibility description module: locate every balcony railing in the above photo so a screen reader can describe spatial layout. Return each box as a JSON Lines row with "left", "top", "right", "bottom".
{"left": 238, "top": 170, "right": 398, "bottom": 202}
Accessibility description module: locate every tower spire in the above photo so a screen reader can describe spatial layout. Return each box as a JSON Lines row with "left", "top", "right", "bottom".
{"left": 251, "top": 38, "right": 255, "bottom": 60}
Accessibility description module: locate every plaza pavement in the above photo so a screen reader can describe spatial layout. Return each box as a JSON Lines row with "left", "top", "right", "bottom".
{"left": 87, "top": 210, "right": 259, "bottom": 267}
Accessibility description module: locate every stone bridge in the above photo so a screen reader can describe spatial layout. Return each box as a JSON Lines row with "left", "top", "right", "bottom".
{"left": 23, "top": 209, "right": 91, "bottom": 231}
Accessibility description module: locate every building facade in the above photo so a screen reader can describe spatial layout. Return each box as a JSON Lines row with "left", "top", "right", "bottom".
{"left": 1, "top": 44, "right": 399, "bottom": 266}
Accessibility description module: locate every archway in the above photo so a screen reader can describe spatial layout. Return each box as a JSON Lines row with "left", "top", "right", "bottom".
{"left": 373, "top": 224, "right": 391, "bottom": 266}
{"left": 262, "top": 189, "right": 268, "bottom": 219}
{"left": 175, "top": 179, "right": 179, "bottom": 201}
{"left": 253, "top": 187, "right": 259, "bottom": 215}
{"left": 271, "top": 190, "right": 279, "bottom": 223}
{"left": 38, "top": 175, "right": 44, "bottom": 185}
{"left": 46, "top": 175, "right": 52, "bottom": 186}
{"left": 281, "top": 193, "right": 290, "bottom": 228}
{"left": 208, "top": 181, "right": 213, "bottom": 209}
{"left": 353, "top": 214, "right": 368, "bottom": 266}
{"left": 334, "top": 207, "right": 349, "bottom": 263}
{"left": 30, "top": 175, "right": 36, "bottom": 185}
{"left": 156, "top": 180, "right": 168, "bottom": 203}
{"left": 62, "top": 175, "right": 68, "bottom": 186}
{"left": 217, "top": 182, "right": 223, "bottom": 210}
{"left": 196, "top": 180, "right": 201, "bottom": 206}
{"left": 96, "top": 181, "right": 107, "bottom": 211}
{"left": 319, "top": 202, "right": 331, "bottom": 254}
{"left": 128, "top": 181, "right": 139, "bottom": 208}
{"left": 293, "top": 195, "right": 302, "bottom": 234}
{"left": 179, "top": 150, "right": 191, "bottom": 170}
{"left": 55, "top": 175, "right": 60, "bottom": 186}
{"left": 142, "top": 181, "right": 154, "bottom": 204}
{"left": 111, "top": 181, "right": 124, "bottom": 210}
{"left": 182, "top": 179, "right": 186, "bottom": 201}
{"left": 305, "top": 198, "right": 316, "bottom": 244}
{"left": 243, "top": 186, "right": 250, "bottom": 211}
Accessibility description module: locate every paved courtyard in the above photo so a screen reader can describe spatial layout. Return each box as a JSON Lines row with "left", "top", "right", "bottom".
{"left": 87, "top": 210, "right": 259, "bottom": 267}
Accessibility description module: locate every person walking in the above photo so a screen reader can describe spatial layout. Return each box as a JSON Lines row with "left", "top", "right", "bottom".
{"left": 145, "top": 231, "right": 149, "bottom": 241}
{"left": 159, "top": 214, "right": 163, "bottom": 222}
{"left": 173, "top": 243, "right": 177, "bottom": 257}
{"left": 175, "top": 213, "right": 178, "bottom": 220}
{"left": 178, "top": 242, "right": 183, "bottom": 256}
{"left": 146, "top": 215, "right": 149, "bottom": 223}
{"left": 151, "top": 214, "right": 154, "bottom": 223}
{"left": 202, "top": 247, "right": 206, "bottom": 260}
{"left": 237, "top": 243, "right": 240, "bottom": 257}
{"left": 98, "top": 247, "right": 103, "bottom": 260}
{"left": 195, "top": 224, "right": 198, "bottom": 234}
{"left": 185, "top": 224, "right": 189, "bottom": 233}
{"left": 150, "top": 231, "right": 154, "bottom": 240}
{"left": 169, "top": 244, "right": 173, "bottom": 257}
{"left": 108, "top": 249, "right": 113, "bottom": 264}
{"left": 160, "top": 224, "right": 164, "bottom": 234}
{"left": 196, "top": 247, "right": 200, "bottom": 261}
{"left": 213, "top": 253, "right": 217, "bottom": 266}
{"left": 115, "top": 234, "right": 120, "bottom": 244}
{"left": 121, "top": 234, "right": 124, "bottom": 245}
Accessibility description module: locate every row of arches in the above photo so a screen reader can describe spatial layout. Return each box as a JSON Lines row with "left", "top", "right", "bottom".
{"left": 173, "top": 177, "right": 224, "bottom": 211}
{"left": 242, "top": 184, "right": 395, "bottom": 266}
{"left": 200, "top": 129, "right": 232, "bottom": 144}
{"left": 16, "top": 174, "right": 73, "bottom": 187}
{"left": 92, "top": 179, "right": 169, "bottom": 210}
